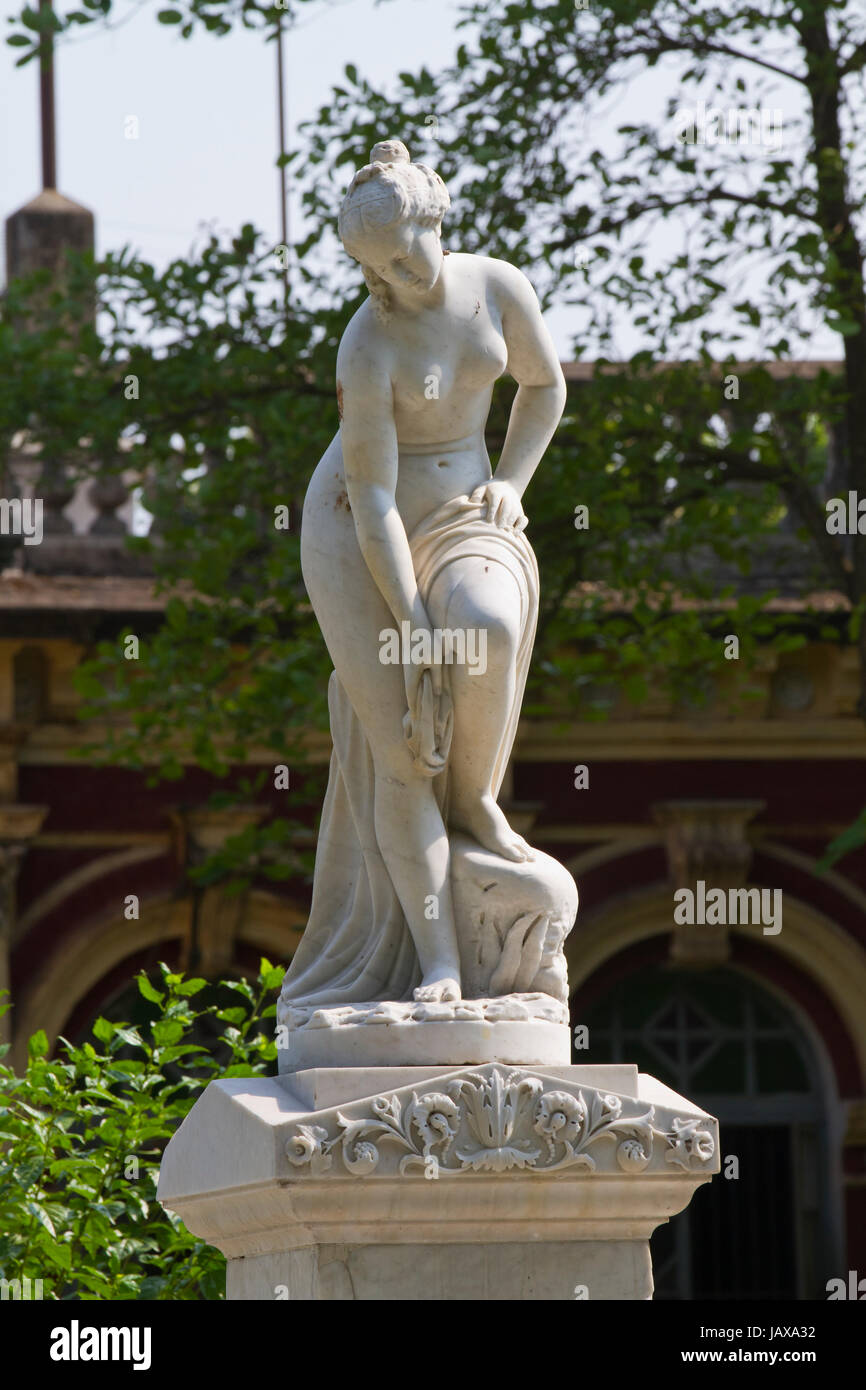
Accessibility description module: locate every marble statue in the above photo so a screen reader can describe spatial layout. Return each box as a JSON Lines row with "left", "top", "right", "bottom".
{"left": 277, "top": 139, "right": 578, "bottom": 1062}
{"left": 160, "top": 147, "right": 721, "bottom": 1290}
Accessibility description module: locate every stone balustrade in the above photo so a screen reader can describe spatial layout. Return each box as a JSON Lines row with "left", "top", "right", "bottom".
{"left": 1, "top": 447, "right": 152, "bottom": 576}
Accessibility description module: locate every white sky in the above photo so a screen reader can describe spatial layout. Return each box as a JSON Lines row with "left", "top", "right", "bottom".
{"left": 0, "top": 0, "right": 843, "bottom": 360}
{"left": 1, "top": 1, "right": 463, "bottom": 266}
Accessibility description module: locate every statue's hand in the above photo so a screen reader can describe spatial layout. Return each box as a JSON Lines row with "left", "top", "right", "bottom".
{"left": 403, "top": 645, "right": 441, "bottom": 715}
{"left": 402, "top": 656, "right": 452, "bottom": 777}
{"left": 470, "top": 480, "right": 528, "bottom": 531}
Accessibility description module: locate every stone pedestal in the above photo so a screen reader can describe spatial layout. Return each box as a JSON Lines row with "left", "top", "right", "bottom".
{"left": 158, "top": 1063, "right": 718, "bottom": 1300}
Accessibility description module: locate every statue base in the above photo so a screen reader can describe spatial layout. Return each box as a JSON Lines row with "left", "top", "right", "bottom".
{"left": 278, "top": 993, "right": 570, "bottom": 1069}
{"left": 158, "top": 1063, "right": 719, "bottom": 1300}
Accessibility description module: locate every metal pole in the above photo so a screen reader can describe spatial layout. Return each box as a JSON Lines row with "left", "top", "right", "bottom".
{"left": 39, "top": 0, "right": 57, "bottom": 189}
{"left": 276, "top": 12, "right": 289, "bottom": 307}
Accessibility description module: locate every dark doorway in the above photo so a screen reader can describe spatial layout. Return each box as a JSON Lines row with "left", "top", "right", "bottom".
{"left": 573, "top": 964, "right": 833, "bottom": 1298}
{"left": 652, "top": 1124, "right": 798, "bottom": 1299}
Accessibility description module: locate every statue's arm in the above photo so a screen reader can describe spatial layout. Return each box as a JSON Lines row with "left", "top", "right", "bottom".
{"left": 489, "top": 262, "right": 567, "bottom": 499}
{"left": 337, "top": 332, "right": 431, "bottom": 635}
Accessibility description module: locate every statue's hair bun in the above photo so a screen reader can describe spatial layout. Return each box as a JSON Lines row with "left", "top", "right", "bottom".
{"left": 369, "top": 139, "right": 411, "bottom": 166}
{"left": 338, "top": 136, "right": 450, "bottom": 321}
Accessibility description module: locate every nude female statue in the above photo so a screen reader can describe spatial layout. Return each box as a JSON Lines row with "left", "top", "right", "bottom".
{"left": 279, "top": 139, "right": 566, "bottom": 1012}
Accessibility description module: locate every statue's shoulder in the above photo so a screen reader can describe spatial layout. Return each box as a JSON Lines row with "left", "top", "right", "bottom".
{"left": 450, "top": 252, "right": 539, "bottom": 306}
{"left": 337, "top": 300, "right": 390, "bottom": 380}
{"left": 341, "top": 296, "right": 378, "bottom": 342}
{"left": 485, "top": 256, "right": 539, "bottom": 303}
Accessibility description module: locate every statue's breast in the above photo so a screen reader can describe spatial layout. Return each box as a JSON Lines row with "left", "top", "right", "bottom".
{"left": 392, "top": 312, "right": 508, "bottom": 416}
{"left": 455, "top": 309, "right": 509, "bottom": 385}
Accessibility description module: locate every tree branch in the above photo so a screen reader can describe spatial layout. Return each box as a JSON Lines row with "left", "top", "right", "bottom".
{"left": 647, "top": 23, "right": 808, "bottom": 85}
{"left": 840, "top": 41, "right": 866, "bottom": 78}
{"left": 549, "top": 185, "right": 812, "bottom": 250}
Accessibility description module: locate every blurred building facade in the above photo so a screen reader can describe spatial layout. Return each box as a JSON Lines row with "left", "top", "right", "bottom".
{"left": 2, "top": 435, "right": 864, "bottom": 1300}
{"left": 2, "top": 193, "right": 865, "bottom": 1303}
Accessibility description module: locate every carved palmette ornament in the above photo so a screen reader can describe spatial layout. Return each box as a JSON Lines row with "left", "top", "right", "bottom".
{"left": 283, "top": 1066, "right": 716, "bottom": 1179}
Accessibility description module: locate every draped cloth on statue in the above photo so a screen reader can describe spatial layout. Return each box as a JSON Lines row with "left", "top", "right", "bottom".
{"left": 278, "top": 494, "right": 540, "bottom": 1012}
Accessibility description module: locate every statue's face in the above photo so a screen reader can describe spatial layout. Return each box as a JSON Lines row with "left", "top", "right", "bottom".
{"left": 355, "top": 218, "right": 443, "bottom": 294}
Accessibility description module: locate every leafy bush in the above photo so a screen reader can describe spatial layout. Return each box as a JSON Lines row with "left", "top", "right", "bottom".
{"left": 0, "top": 959, "right": 284, "bottom": 1299}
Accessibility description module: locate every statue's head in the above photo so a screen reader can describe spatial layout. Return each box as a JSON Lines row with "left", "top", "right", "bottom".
{"left": 338, "top": 139, "right": 451, "bottom": 319}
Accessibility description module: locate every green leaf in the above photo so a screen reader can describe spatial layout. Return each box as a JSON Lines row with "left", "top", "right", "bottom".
{"left": 259, "top": 957, "right": 284, "bottom": 990}
{"left": 175, "top": 978, "right": 207, "bottom": 996}
{"left": 200, "top": 1263, "right": 226, "bottom": 1299}
{"left": 137, "top": 974, "right": 165, "bottom": 1006}
{"left": 215, "top": 1007, "right": 247, "bottom": 1026}
{"left": 28, "top": 1029, "right": 49, "bottom": 1059}
{"left": 153, "top": 1019, "right": 184, "bottom": 1047}
{"left": 817, "top": 808, "right": 866, "bottom": 873}
{"left": 92, "top": 1017, "right": 115, "bottom": 1044}
{"left": 42, "top": 1240, "right": 73, "bottom": 1270}
{"left": 24, "top": 1201, "right": 56, "bottom": 1237}
{"left": 157, "top": 1044, "right": 211, "bottom": 1063}
{"left": 157, "top": 8, "right": 183, "bottom": 22}
{"left": 221, "top": 979, "right": 255, "bottom": 1001}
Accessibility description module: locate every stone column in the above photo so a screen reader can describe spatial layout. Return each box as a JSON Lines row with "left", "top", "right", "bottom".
{"left": 0, "top": 804, "right": 49, "bottom": 1047}
{"left": 174, "top": 805, "right": 268, "bottom": 976}
{"left": 5, "top": 189, "right": 95, "bottom": 323}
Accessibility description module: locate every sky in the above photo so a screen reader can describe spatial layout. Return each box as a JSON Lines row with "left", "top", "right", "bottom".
{"left": 1, "top": 0, "right": 463, "bottom": 282}
{"left": 0, "top": 0, "right": 844, "bottom": 361}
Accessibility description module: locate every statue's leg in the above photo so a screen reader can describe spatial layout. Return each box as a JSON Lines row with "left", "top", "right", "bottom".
{"left": 301, "top": 477, "right": 462, "bottom": 1002}
{"left": 371, "top": 755, "right": 461, "bottom": 1003}
{"left": 426, "top": 556, "right": 534, "bottom": 863}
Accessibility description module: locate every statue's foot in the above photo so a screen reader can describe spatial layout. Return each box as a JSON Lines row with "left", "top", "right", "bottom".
{"left": 414, "top": 967, "right": 462, "bottom": 1003}
{"left": 460, "top": 795, "right": 535, "bottom": 863}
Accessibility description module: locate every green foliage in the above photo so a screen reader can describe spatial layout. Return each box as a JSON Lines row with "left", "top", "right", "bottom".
{"left": 0, "top": 962, "right": 284, "bottom": 1299}
{"left": 0, "top": 233, "right": 340, "bottom": 881}
{"left": 3, "top": 0, "right": 865, "bottom": 866}
{"left": 5, "top": 0, "right": 312, "bottom": 66}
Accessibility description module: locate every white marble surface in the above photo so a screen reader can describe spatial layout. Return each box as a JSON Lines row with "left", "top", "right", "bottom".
{"left": 158, "top": 1064, "right": 719, "bottom": 1299}
{"left": 277, "top": 139, "right": 575, "bottom": 1046}
{"left": 227, "top": 1241, "right": 653, "bottom": 1302}
{"left": 282, "top": 1012, "right": 571, "bottom": 1070}
{"left": 287, "top": 1063, "right": 640, "bottom": 1110}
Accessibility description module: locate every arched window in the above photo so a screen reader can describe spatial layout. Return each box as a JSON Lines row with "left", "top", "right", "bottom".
{"left": 576, "top": 965, "right": 837, "bottom": 1299}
